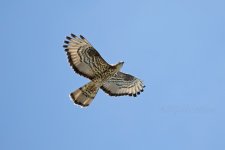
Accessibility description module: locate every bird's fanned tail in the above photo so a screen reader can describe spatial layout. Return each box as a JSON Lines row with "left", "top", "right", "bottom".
{"left": 70, "top": 81, "right": 99, "bottom": 107}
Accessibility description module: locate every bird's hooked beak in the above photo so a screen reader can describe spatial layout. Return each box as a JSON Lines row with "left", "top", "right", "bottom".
{"left": 119, "top": 61, "right": 124, "bottom": 65}
{"left": 116, "top": 61, "right": 124, "bottom": 71}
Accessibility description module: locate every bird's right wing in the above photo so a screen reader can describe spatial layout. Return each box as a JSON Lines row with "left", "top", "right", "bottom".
{"left": 63, "top": 34, "right": 110, "bottom": 80}
{"left": 101, "top": 72, "right": 145, "bottom": 97}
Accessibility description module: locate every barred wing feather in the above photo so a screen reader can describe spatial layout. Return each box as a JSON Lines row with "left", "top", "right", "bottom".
{"left": 101, "top": 72, "right": 145, "bottom": 97}
{"left": 63, "top": 34, "right": 110, "bottom": 80}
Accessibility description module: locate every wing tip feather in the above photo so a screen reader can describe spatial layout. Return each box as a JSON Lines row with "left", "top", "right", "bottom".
{"left": 66, "top": 36, "right": 72, "bottom": 40}
{"left": 80, "top": 35, "right": 85, "bottom": 39}
{"left": 64, "top": 40, "right": 69, "bottom": 44}
{"left": 71, "top": 33, "right": 76, "bottom": 38}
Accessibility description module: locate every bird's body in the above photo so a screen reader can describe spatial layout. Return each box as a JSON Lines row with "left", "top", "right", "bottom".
{"left": 70, "top": 63, "right": 123, "bottom": 107}
{"left": 63, "top": 34, "right": 145, "bottom": 107}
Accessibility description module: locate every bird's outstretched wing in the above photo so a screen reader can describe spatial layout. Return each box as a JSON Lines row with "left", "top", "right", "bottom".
{"left": 63, "top": 34, "right": 110, "bottom": 80}
{"left": 101, "top": 72, "right": 145, "bottom": 97}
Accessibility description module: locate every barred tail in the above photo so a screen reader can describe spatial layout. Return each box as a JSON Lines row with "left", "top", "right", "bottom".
{"left": 70, "top": 81, "right": 99, "bottom": 107}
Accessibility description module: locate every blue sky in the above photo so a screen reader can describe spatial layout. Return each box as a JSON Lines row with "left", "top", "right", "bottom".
{"left": 1, "top": 0, "right": 225, "bottom": 150}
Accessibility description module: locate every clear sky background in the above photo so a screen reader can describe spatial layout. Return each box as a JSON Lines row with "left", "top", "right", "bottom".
{"left": 1, "top": 0, "right": 225, "bottom": 150}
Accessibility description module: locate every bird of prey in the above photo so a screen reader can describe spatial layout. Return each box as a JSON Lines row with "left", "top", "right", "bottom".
{"left": 63, "top": 34, "right": 145, "bottom": 107}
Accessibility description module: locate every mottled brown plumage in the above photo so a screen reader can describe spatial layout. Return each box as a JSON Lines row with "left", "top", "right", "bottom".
{"left": 63, "top": 34, "right": 145, "bottom": 107}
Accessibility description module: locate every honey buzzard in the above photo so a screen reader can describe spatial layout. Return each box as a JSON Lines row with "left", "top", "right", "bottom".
{"left": 63, "top": 34, "right": 145, "bottom": 107}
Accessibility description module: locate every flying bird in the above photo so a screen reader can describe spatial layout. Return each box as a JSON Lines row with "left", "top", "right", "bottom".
{"left": 63, "top": 34, "right": 145, "bottom": 107}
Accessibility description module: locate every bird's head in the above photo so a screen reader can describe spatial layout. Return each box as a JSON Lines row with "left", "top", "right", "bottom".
{"left": 115, "top": 61, "right": 124, "bottom": 71}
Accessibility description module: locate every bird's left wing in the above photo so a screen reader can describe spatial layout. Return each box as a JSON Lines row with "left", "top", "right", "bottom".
{"left": 63, "top": 34, "right": 110, "bottom": 80}
{"left": 101, "top": 72, "right": 145, "bottom": 97}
